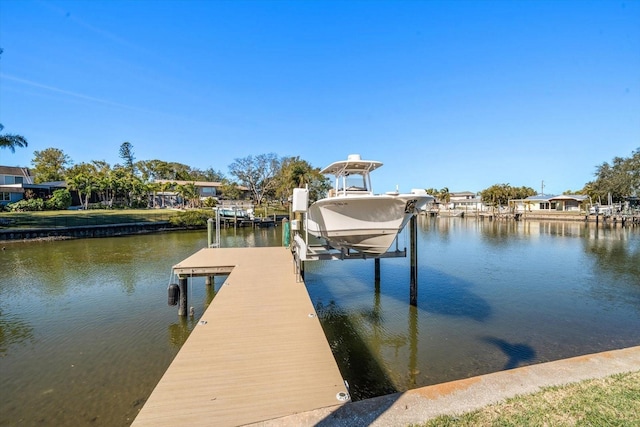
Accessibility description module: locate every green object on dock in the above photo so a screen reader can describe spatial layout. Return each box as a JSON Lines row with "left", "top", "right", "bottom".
{"left": 282, "top": 218, "right": 290, "bottom": 248}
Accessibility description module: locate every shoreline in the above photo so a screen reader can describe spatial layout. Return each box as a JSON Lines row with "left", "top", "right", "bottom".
{"left": 2, "top": 213, "right": 638, "bottom": 243}
{"left": 429, "top": 210, "right": 640, "bottom": 224}
{"left": 254, "top": 345, "right": 640, "bottom": 426}
{"left": 0, "top": 221, "right": 180, "bottom": 243}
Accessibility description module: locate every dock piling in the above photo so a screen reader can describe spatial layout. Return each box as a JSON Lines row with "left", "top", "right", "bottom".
{"left": 178, "top": 277, "right": 188, "bottom": 316}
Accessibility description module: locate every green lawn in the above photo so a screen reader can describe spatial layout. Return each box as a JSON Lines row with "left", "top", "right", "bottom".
{"left": 417, "top": 370, "right": 640, "bottom": 427}
{"left": 0, "top": 209, "right": 179, "bottom": 228}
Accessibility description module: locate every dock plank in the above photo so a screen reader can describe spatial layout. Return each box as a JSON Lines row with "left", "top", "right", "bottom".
{"left": 132, "top": 247, "right": 348, "bottom": 427}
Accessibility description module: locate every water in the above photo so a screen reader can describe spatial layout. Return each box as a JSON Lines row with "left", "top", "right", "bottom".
{"left": 1, "top": 219, "right": 639, "bottom": 425}
{"left": 0, "top": 227, "right": 281, "bottom": 426}
{"left": 305, "top": 218, "right": 640, "bottom": 399}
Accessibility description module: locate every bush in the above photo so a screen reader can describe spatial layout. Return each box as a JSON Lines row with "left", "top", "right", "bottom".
{"left": 169, "top": 210, "right": 210, "bottom": 228}
{"left": 8, "top": 198, "right": 46, "bottom": 212}
{"left": 46, "top": 189, "right": 72, "bottom": 210}
{"left": 203, "top": 197, "right": 218, "bottom": 208}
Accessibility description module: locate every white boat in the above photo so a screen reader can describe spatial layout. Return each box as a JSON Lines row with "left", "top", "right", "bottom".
{"left": 306, "top": 154, "right": 433, "bottom": 256}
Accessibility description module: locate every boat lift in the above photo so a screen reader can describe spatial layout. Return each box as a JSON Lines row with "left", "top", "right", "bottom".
{"left": 290, "top": 188, "right": 420, "bottom": 305}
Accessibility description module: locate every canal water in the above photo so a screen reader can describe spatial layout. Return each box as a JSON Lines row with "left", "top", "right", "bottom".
{"left": 1, "top": 218, "right": 639, "bottom": 425}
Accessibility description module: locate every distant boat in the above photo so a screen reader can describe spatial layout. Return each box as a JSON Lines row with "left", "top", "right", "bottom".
{"left": 306, "top": 154, "right": 433, "bottom": 256}
{"left": 214, "top": 207, "right": 251, "bottom": 219}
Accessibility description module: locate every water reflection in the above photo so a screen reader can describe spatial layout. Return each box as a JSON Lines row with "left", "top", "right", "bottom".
{"left": 316, "top": 300, "right": 397, "bottom": 400}
{"left": 482, "top": 336, "right": 536, "bottom": 370}
{"left": 168, "top": 316, "right": 197, "bottom": 349}
{"left": 407, "top": 305, "right": 419, "bottom": 388}
{"left": 583, "top": 228, "right": 640, "bottom": 280}
{"left": 0, "top": 312, "right": 33, "bottom": 356}
{"left": 421, "top": 269, "right": 492, "bottom": 322}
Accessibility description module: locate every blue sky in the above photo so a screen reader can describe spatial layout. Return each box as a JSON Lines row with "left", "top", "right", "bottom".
{"left": 1, "top": 0, "right": 638, "bottom": 195}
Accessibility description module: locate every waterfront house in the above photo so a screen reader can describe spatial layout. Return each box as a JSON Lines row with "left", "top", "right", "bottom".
{"left": 511, "top": 194, "right": 589, "bottom": 213}
{"left": 0, "top": 166, "right": 58, "bottom": 206}
{"left": 549, "top": 194, "right": 590, "bottom": 212}
{"left": 1, "top": 166, "right": 31, "bottom": 206}
{"left": 153, "top": 179, "right": 251, "bottom": 207}
{"left": 448, "top": 191, "right": 483, "bottom": 210}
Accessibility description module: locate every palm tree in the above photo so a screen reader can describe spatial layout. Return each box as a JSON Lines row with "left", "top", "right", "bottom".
{"left": 0, "top": 124, "right": 28, "bottom": 153}
{"left": 175, "top": 183, "right": 196, "bottom": 208}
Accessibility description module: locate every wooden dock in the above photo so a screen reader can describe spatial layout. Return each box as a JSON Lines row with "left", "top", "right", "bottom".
{"left": 132, "top": 247, "right": 349, "bottom": 427}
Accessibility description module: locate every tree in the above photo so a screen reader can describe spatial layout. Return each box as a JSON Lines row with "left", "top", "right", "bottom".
{"left": 66, "top": 163, "right": 98, "bottom": 208}
{"left": 228, "top": 153, "right": 281, "bottom": 205}
{"left": 480, "top": 184, "right": 535, "bottom": 207}
{"left": 31, "top": 148, "right": 72, "bottom": 183}
{"left": 219, "top": 179, "right": 241, "bottom": 200}
{"left": 274, "top": 156, "right": 329, "bottom": 203}
{"left": 156, "top": 180, "right": 176, "bottom": 208}
{"left": 0, "top": 124, "right": 28, "bottom": 153}
{"left": 119, "top": 141, "right": 135, "bottom": 174}
{"left": 175, "top": 182, "right": 199, "bottom": 208}
{"left": 190, "top": 167, "right": 225, "bottom": 182}
{"left": 585, "top": 148, "right": 640, "bottom": 202}
{"left": 437, "top": 187, "right": 450, "bottom": 204}
{"left": 136, "top": 159, "right": 210, "bottom": 181}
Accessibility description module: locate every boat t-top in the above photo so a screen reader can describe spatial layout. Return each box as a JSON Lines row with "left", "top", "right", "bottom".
{"left": 305, "top": 154, "right": 433, "bottom": 256}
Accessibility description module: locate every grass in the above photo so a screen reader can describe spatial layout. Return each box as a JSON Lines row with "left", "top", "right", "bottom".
{"left": 0, "top": 209, "right": 179, "bottom": 228}
{"left": 417, "top": 370, "right": 640, "bottom": 427}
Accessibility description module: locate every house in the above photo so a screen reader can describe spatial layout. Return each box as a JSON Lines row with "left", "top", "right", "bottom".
{"left": 1, "top": 166, "right": 31, "bottom": 205}
{"left": 447, "top": 191, "right": 484, "bottom": 211}
{"left": 511, "top": 194, "right": 589, "bottom": 212}
{"left": 0, "top": 166, "right": 58, "bottom": 206}
{"left": 549, "top": 194, "right": 590, "bottom": 212}
{"left": 1, "top": 166, "right": 75, "bottom": 207}
{"left": 153, "top": 179, "right": 251, "bottom": 207}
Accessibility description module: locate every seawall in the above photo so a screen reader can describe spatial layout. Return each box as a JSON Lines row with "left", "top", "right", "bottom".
{"left": 0, "top": 221, "right": 176, "bottom": 242}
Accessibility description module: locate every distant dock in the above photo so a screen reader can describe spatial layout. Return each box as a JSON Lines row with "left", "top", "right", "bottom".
{"left": 132, "top": 247, "right": 349, "bottom": 427}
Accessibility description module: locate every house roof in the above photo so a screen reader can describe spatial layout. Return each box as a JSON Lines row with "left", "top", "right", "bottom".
{"left": 154, "top": 179, "right": 249, "bottom": 191}
{"left": 524, "top": 194, "right": 588, "bottom": 202}
{"left": 38, "top": 181, "right": 68, "bottom": 187}
{"left": 524, "top": 194, "right": 556, "bottom": 201}
{"left": 549, "top": 194, "right": 589, "bottom": 202}
{"left": 0, "top": 165, "right": 32, "bottom": 175}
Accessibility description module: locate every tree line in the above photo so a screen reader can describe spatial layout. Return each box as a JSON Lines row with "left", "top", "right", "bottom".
{"left": 2, "top": 122, "right": 638, "bottom": 211}
{"left": 3, "top": 142, "right": 330, "bottom": 211}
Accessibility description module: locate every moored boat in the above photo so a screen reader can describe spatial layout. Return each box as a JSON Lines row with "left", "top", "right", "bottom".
{"left": 306, "top": 154, "right": 433, "bottom": 256}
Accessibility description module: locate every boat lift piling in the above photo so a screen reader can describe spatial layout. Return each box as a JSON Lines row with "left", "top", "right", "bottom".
{"left": 409, "top": 214, "right": 418, "bottom": 306}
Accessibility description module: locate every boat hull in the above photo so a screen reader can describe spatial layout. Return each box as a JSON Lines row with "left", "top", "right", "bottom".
{"left": 306, "top": 194, "right": 431, "bottom": 256}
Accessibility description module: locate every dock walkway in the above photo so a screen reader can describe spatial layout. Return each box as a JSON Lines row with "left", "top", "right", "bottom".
{"left": 132, "top": 247, "right": 349, "bottom": 427}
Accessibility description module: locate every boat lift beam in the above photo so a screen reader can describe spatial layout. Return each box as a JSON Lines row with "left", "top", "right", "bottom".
{"left": 292, "top": 234, "right": 408, "bottom": 282}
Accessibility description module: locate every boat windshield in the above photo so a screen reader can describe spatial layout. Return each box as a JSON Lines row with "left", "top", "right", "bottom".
{"left": 336, "top": 172, "right": 370, "bottom": 193}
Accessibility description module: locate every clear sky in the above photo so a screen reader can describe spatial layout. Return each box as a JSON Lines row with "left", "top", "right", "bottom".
{"left": 1, "top": 0, "right": 638, "bottom": 195}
